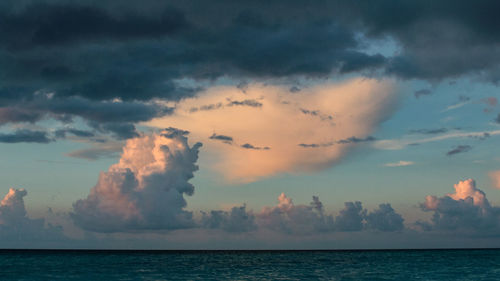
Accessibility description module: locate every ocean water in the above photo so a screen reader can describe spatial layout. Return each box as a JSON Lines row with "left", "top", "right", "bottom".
{"left": 1, "top": 249, "right": 499, "bottom": 280}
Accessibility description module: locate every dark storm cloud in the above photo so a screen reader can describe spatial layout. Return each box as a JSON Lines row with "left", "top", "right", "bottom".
{"left": 1, "top": 96, "right": 172, "bottom": 140}
{"left": 40, "top": 97, "right": 173, "bottom": 124}
{"left": 1, "top": 0, "right": 500, "bottom": 142}
{"left": 0, "top": 107, "right": 43, "bottom": 125}
{"left": 0, "top": 129, "right": 52, "bottom": 143}
{"left": 0, "top": 1, "right": 385, "bottom": 104}
{"left": 2, "top": 1, "right": 500, "bottom": 98}
{"left": 446, "top": 145, "right": 472, "bottom": 156}
{"left": 91, "top": 122, "right": 138, "bottom": 140}
{"left": 55, "top": 128, "right": 95, "bottom": 138}
{"left": 0, "top": 3, "right": 188, "bottom": 48}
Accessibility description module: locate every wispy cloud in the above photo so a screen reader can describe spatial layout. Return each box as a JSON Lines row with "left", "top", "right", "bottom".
{"left": 384, "top": 161, "right": 414, "bottom": 167}
{"left": 446, "top": 145, "right": 472, "bottom": 156}
{"left": 441, "top": 96, "right": 471, "bottom": 112}
{"left": 65, "top": 140, "right": 123, "bottom": 160}
{"left": 374, "top": 129, "right": 500, "bottom": 150}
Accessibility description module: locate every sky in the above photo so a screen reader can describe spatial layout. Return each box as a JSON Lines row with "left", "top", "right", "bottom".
{"left": 1, "top": 0, "right": 500, "bottom": 249}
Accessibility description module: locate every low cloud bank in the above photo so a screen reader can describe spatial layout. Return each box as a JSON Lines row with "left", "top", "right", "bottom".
{"left": 0, "top": 188, "right": 65, "bottom": 244}
{"left": 202, "top": 193, "right": 404, "bottom": 235}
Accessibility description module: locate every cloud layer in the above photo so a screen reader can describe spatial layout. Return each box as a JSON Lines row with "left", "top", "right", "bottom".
{"left": 202, "top": 193, "right": 405, "bottom": 235}
{"left": 149, "top": 78, "right": 397, "bottom": 182}
{"left": 68, "top": 130, "right": 406, "bottom": 235}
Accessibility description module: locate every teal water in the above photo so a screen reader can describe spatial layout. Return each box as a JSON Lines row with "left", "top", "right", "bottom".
{"left": 0, "top": 249, "right": 499, "bottom": 280}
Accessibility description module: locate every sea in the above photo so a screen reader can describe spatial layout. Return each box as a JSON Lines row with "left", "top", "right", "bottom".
{"left": 0, "top": 249, "right": 499, "bottom": 280}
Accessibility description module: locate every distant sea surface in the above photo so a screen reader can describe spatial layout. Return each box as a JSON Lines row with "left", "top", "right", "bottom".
{"left": 1, "top": 249, "right": 499, "bottom": 280}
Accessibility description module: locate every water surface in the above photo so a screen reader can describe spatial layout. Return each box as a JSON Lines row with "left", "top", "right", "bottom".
{"left": 1, "top": 249, "right": 499, "bottom": 280}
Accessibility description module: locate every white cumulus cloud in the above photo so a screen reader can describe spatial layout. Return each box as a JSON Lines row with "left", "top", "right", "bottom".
{"left": 418, "top": 179, "right": 500, "bottom": 235}
{"left": 71, "top": 128, "right": 202, "bottom": 232}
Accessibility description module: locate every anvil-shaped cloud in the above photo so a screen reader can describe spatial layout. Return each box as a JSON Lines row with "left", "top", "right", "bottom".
{"left": 148, "top": 78, "right": 397, "bottom": 182}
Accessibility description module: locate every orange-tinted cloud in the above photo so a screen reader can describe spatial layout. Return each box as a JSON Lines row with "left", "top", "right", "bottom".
{"left": 148, "top": 78, "right": 397, "bottom": 182}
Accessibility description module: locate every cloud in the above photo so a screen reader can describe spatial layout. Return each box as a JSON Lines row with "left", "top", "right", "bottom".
{"left": 334, "top": 202, "right": 366, "bottom": 232}
{"left": 418, "top": 179, "right": 500, "bottom": 235}
{"left": 55, "top": 128, "right": 95, "bottom": 138}
{"left": 489, "top": 170, "right": 500, "bottom": 189}
{"left": 414, "top": 89, "right": 432, "bottom": 99}
{"left": 65, "top": 141, "right": 123, "bottom": 160}
{"left": 148, "top": 78, "right": 397, "bottom": 182}
{"left": 200, "top": 193, "right": 406, "bottom": 235}
{"left": 0, "top": 0, "right": 499, "bottom": 120}
{"left": 336, "top": 136, "right": 376, "bottom": 144}
{"left": 0, "top": 129, "right": 52, "bottom": 143}
{"left": 384, "top": 161, "right": 414, "bottom": 167}
{"left": 0, "top": 107, "right": 43, "bottom": 125}
{"left": 446, "top": 145, "right": 472, "bottom": 156}
{"left": 71, "top": 129, "right": 202, "bottom": 232}
{"left": 409, "top": 128, "right": 448, "bottom": 135}
{"left": 0, "top": 1, "right": 387, "bottom": 109}
{"left": 201, "top": 205, "right": 257, "bottom": 233}
{"left": 2, "top": 0, "right": 500, "bottom": 146}
{"left": 209, "top": 133, "right": 233, "bottom": 144}
{"left": 441, "top": 96, "right": 471, "bottom": 112}
{"left": 365, "top": 204, "right": 404, "bottom": 232}
{"left": 1, "top": 96, "right": 173, "bottom": 141}
{"left": 241, "top": 143, "right": 270, "bottom": 150}
{"left": 90, "top": 122, "right": 138, "bottom": 140}
{"left": 0, "top": 188, "right": 65, "bottom": 243}
{"left": 256, "top": 193, "right": 335, "bottom": 235}
{"left": 227, "top": 99, "right": 263, "bottom": 108}
{"left": 374, "top": 129, "right": 500, "bottom": 150}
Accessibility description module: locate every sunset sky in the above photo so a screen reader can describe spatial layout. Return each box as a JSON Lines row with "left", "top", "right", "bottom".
{"left": 1, "top": 0, "right": 500, "bottom": 249}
